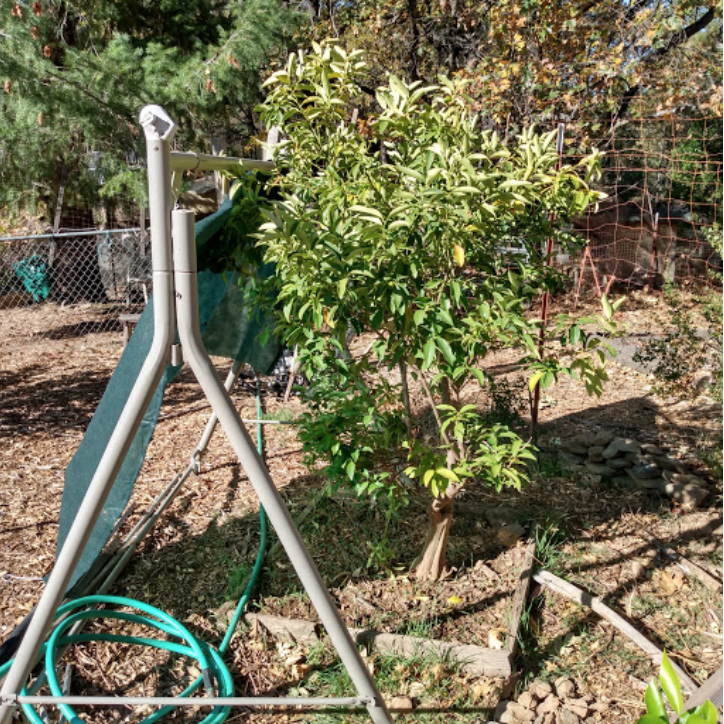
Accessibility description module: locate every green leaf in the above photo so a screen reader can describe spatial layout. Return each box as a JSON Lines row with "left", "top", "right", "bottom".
{"left": 370, "top": 307, "right": 384, "bottom": 330}
{"left": 337, "top": 278, "right": 348, "bottom": 298}
{"left": 499, "top": 179, "right": 532, "bottom": 189}
{"left": 436, "top": 467, "right": 460, "bottom": 482}
{"left": 438, "top": 308, "right": 454, "bottom": 326}
{"left": 388, "top": 73, "right": 409, "bottom": 98}
{"left": 644, "top": 682, "right": 667, "bottom": 720}
{"left": 423, "top": 468, "right": 435, "bottom": 487}
{"left": 528, "top": 370, "right": 545, "bottom": 392}
{"left": 397, "top": 166, "right": 424, "bottom": 181}
{"left": 681, "top": 715, "right": 709, "bottom": 724}
{"left": 409, "top": 85, "right": 438, "bottom": 104}
{"left": 690, "top": 701, "right": 718, "bottom": 724}
{"left": 634, "top": 715, "right": 668, "bottom": 724}
{"left": 349, "top": 204, "right": 383, "bottom": 219}
{"left": 601, "top": 293, "right": 614, "bottom": 320}
{"left": 659, "top": 652, "right": 684, "bottom": 715}
{"left": 426, "top": 167, "right": 443, "bottom": 183}
{"left": 436, "top": 337, "right": 456, "bottom": 365}
{"left": 422, "top": 338, "right": 436, "bottom": 369}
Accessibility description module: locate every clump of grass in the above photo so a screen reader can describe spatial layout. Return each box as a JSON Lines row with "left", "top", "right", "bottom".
{"left": 533, "top": 519, "right": 569, "bottom": 574}
{"left": 287, "top": 644, "right": 481, "bottom": 723}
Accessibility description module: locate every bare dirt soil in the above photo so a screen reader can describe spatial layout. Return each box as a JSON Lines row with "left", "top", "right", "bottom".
{"left": 0, "top": 293, "right": 721, "bottom": 724}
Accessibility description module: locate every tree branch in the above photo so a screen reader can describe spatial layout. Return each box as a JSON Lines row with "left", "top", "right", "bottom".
{"left": 408, "top": 0, "right": 421, "bottom": 81}
{"left": 609, "top": 6, "right": 717, "bottom": 127}
{"left": 412, "top": 364, "right": 451, "bottom": 446}
{"left": 645, "top": 6, "right": 717, "bottom": 64}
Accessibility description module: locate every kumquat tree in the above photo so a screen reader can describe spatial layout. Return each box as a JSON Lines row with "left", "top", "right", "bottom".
{"left": 234, "top": 42, "right": 620, "bottom": 581}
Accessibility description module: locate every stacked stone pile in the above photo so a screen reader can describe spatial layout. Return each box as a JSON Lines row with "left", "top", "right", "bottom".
{"left": 556, "top": 431, "right": 710, "bottom": 508}
{"left": 494, "top": 677, "right": 609, "bottom": 723}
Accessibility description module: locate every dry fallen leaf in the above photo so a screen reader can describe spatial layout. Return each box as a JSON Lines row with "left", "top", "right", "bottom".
{"left": 488, "top": 629, "right": 505, "bottom": 650}
{"left": 408, "top": 682, "right": 426, "bottom": 698}
{"left": 388, "top": 695, "right": 414, "bottom": 711}
{"left": 471, "top": 679, "right": 495, "bottom": 702}
{"left": 654, "top": 568, "right": 685, "bottom": 595}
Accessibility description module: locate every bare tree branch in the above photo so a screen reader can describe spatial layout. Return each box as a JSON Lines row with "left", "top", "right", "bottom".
{"left": 610, "top": 6, "right": 718, "bottom": 126}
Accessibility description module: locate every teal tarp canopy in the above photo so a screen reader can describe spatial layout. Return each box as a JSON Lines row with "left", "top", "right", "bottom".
{"left": 57, "top": 197, "right": 279, "bottom": 591}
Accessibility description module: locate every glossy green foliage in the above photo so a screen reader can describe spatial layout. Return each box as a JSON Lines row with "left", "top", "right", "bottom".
{"left": 637, "top": 652, "right": 719, "bottom": 724}
{"left": 239, "top": 43, "right": 614, "bottom": 509}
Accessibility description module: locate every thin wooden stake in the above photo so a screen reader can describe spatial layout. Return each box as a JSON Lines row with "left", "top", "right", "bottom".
{"left": 505, "top": 539, "right": 537, "bottom": 655}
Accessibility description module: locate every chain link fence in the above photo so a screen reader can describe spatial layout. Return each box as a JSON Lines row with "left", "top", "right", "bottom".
{"left": 0, "top": 227, "right": 151, "bottom": 339}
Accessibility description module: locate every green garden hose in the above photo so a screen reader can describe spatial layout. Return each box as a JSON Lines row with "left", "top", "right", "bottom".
{"left": 0, "top": 374, "right": 269, "bottom": 724}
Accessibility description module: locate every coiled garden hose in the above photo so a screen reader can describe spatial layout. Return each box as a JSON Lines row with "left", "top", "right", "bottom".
{"left": 0, "top": 374, "right": 269, "bottom": 724}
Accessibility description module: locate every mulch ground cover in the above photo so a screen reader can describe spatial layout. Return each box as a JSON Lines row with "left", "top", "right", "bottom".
{"left": 0, "top": 292, "right": 721, "bottom": 723}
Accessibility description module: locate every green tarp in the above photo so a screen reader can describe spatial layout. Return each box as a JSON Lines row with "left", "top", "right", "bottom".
{"left": 14, "top": 255, "right": 50, "bottom": 303}
{"left": 57, "top": 197, "right": 279, "bottom": 591}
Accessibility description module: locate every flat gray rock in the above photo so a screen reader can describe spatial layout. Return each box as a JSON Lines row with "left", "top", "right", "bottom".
{"left": 628, "top": 462, "right": 661, "bottom": 480}
{"left": 585, "top": 461, "right": 616, "bottom": 477}
{"left": 602, "top": 437, "right": 641, "bottom": 458}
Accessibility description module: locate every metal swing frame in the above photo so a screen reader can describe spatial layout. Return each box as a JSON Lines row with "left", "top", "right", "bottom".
{"left": 0, "top": 105, "right": 392, "bottom": 724}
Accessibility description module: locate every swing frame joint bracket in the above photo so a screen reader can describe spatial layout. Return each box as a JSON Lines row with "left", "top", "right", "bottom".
{"left": 170, "top": 343, "right": 183, "bottom": 367}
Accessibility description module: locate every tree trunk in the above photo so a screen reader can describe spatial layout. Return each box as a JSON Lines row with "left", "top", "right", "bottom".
{"left": 414, "top": 376, "right": 463, "bottom": 580}
{"left": 415, "top": 494, "right": 455, "bottom": 581}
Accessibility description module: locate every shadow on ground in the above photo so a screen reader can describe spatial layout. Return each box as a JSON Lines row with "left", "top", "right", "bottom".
{"left": 7, "top": 390, "right": 720, "bottom": 719}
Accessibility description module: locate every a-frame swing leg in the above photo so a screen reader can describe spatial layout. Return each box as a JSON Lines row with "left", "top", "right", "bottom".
{"left": 0, "top": 107, "right": 392, "bottom": 724}
{"left": 0, "top": 114, "right": 178, "bottom": 724}
{"left": 172, "top": 209, "right": 393, "bottom": 723}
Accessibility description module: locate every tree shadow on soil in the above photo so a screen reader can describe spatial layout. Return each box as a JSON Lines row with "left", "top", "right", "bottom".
{"left": 38, "top": 319, "right": 121, "bottom": 341}
{"left": 21, "top": 390, "right": 720, "bottom": 710}
{"left": 118, "top": 387, "right": 721, "bottom": 607}
{"left": 0, "top": 364, "right": 111, "bottom": 438}
{"left": 0, "top": 361, "right": 238, "bottom": 441}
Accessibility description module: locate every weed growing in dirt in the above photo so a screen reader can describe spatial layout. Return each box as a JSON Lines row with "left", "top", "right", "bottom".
{"left": 394, "top": 614, "right": 439, "bottom": 639}
{"left": 288, "top": 645, "right": 478, "bottom": 723}
{"left": 224, "top": 560, "right": 253, "bottom": 599}
{"left": 535, "top": 453, "right": 570, "bottom": 479}
{"left": 533, "top": 520, "right": 569, "bottom": 574}
{"left": 261, "top": 407, "right": 297, "bottom": 422}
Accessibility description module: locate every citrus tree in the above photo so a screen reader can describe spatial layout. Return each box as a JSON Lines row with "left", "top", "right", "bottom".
{"left": 242, "top": 42, "right": 615, "bottom": 580}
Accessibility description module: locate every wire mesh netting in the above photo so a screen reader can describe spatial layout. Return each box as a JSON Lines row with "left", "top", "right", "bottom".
{"left": 567, "top": 114, "right": 722, "bottom": 293}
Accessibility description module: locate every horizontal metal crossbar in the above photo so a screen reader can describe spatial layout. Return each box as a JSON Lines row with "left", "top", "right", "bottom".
{"left": 9, "top": 695, "right": 371, "bottom": 708}
{"left": 170, "top": 152, "right": 274, "bottom": 174}
{"left": 0, "top": 227, "right": 142, "bottom": 243}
